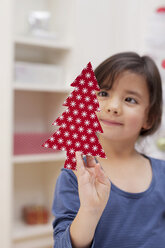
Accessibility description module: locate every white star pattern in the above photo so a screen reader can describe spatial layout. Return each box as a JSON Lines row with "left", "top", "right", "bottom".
{"left": 72, "top": 157, "right": 76, "bottom": 162}
{"left": 84, "top": 120, "right": 90, "bottom": 126}
{"left": 90, "top": 137, "right": 95, "bottom": 142}
{"left": 56, "top": 130, "right": 61, "bottom": 135}
{"left": 81, "top": 135, "right": 87, "bottom": 141}
{"left": 93, "top": 145, "right": 98, "bottom": 151}
{"left": 73, "top": 109, "right": 78, "bottom": 115}
{"left": 69, "top": 148, "right": 75, "bottom": 154}
{"left": 66, "top": 164, "right": 71, "bottom": 169}
{"left": 58, "top": 138, "right": 63, "bottom": 143}
{"left": 85, "top": 96, "right": 90, "bottom": 102}
{"left": 93, "top": 122, "right": 99, "bottom": 127}
{"left": 70, "top": 125, "right": 75, "bottom": 130}
{"left": 91, "top": 90, "right": 95, "bottom": 95}
{"left": 59, "top": 116, "right": 64, "bottom": 120}
{"left": 76, "top": 118, "right": 81, "bottom": 124}
{"left": 75, "top": 142, "right": 81, "bottom": 147}
{"left": 80, "top": 79, "right": 85, "bottom": 85}
{"left": 75, "top": 87, "right": 79, "bottom": 91}
{"left": 90, "top": 113, "right": 95, "bottom": 119}
{"left": 64, "top": 131, "right": 70, "bottom": 137}
{"left": 50, "top": 137, "right": 54, "bottom": 141}
{"left": 53, "top": 145, "right": 57, "bottom": 149}
{"left": 82, "top": 88, "right": 88, "bottom": 93}
{"left": 87, "top": 128, "right": 92, "bottom": 134}
{"left": 78, "top": 127, "right": 84, "bottom": 132}
{"left": 82, "top": 111, "right": 87, "bottom": 117}
{"left": 71, "top": 101, "right": 76, "bottom": 107}
{"left": 73, "top": 133, "right": 78, "bottom": 139}
{"left": 53, "top": 122, "right": 57, "bottom": 126}
{"left": 67, "top": 140, "right": 72, "bottom": 145}
{"left": 84, "top": 144, "right": 89, "bottom": 149}
{"left": 76, "top": 94, "right": 82, "bottom": 100}
{"left": 61, "top": 123, "right": 67, "bottom": 128}
{"left": 86, "top": 73, "right": 91, "bottom": 78}
{"left": 44, "top": 143, "right": 49, "bottom": 148}
{"left": 88, "top": 81, "right": 93, "bottom": 87}
{"left": 67, "top": 116, "right": 73, "bottom": 122}
{"left": 79, "top": 103, "right": 85, "bottom": 108}
{"left": 88, "top": 105, "right": 93, "bottom": 110}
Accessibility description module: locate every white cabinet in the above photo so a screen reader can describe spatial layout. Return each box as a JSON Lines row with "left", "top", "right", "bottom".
{"left": 12, "top": 0, "right": 75, "bottom": 247}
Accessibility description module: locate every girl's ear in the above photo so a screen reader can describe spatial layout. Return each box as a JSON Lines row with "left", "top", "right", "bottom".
{"left": 142, "top": 107, "right": 153, "bottom": 131}
{"left": 142, "top": 117, "right": 153, "bottom": 131}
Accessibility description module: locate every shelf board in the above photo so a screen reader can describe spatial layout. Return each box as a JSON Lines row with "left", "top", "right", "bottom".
{"left": 13, "top": 238, "right": 53, "bottom": 248}
{"left": 13, "top": 82, "right": 72, "bottom": 93}
{"left": 13, "top": 219, "right": 53, "bottom": 241}
{"left": 13, "top": 152, "right": 66, "bottom": 164}
{"left": 14, "top": 35, "right": 72, "bottom": 50}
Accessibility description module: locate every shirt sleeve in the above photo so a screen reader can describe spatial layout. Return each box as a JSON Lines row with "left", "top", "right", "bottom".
{"left": 51, "top": 168, "right": 96, "bottom": 248}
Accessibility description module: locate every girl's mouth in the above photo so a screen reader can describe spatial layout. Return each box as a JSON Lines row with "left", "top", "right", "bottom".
{"left": 100, "top": 119, "right": 123, "bottom": 126}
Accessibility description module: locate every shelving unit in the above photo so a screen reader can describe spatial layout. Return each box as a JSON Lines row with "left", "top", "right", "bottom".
{"left": 12, "top": 0, "right": 75, "bottom": 247}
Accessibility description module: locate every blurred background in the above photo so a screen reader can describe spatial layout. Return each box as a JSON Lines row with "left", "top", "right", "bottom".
{"left": 0, "top": 0, "right": 165, "bottom": 247}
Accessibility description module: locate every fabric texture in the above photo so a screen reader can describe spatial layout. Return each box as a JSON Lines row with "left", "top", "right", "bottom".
{"left": 42, "top": 62, "right": 106, "bottom": 170}
{"left": 52, "top": 154, "right": 165, "bottom": 248}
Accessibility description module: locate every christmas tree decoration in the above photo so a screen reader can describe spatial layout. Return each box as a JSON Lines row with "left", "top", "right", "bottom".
{"left": 42, "top": 62, "right": 107, "bottom": 170}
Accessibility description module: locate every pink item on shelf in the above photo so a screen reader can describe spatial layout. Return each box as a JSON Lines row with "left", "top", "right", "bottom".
{"left": 14, "top": 133, "right": 56, "bottom": 155}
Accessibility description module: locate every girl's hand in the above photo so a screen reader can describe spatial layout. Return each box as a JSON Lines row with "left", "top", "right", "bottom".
{"left": 75, "top": 151, "right": 111, "bottom": 216}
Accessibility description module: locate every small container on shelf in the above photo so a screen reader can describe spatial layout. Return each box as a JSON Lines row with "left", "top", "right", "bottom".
{"left": 23, "top": 205, "right": 49, "bottom": 225}
{"left": 27, "top": 10, "right": 58, "bottom": 40}
{"left": 14, "top": 61, "right": 63, "bottom": 89}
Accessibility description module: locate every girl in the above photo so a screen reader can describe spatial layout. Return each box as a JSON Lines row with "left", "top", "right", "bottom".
{"left": 52, "top": 52, "right": 165, "bottom": 248}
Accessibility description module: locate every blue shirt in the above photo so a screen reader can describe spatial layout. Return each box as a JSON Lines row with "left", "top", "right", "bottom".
{"left": 52, "top": 154, "right": 165, "bottom": 247}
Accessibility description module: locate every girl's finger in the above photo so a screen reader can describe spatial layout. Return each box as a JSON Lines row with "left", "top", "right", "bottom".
{"left": 95, "top": 163, "right": 109, "bottom": 184}
{"left": 75, "top": 151, "right": 85, "bottom": 174}
{"left": 86, "top": 155, "right": 97, "bottom": 168}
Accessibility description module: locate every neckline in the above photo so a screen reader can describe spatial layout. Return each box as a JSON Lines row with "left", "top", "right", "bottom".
{"left": 95, "top": 153, "right": 156, "bottom": 199}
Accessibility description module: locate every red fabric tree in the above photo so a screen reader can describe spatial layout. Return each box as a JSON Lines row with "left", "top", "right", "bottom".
{"left": 42, "top": 62, "right": 106, "bottom": 170}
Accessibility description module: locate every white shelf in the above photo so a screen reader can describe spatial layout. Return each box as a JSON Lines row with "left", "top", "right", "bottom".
{"left": 13, "top": 219, "right": 53, "bottom": 241}
{"left": 13, "top": 82, "right": 72, "bottom": 93}
{"left": 13, "top": 152, "right": 66, "bottom": 164}
{"left": 13, "top": 238, "right": 53, "bottom": 248}
{"left": 14, "top": 35, "right": 72, "bottom": 50}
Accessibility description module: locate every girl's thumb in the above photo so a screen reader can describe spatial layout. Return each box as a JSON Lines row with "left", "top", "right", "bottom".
{"left": 95, "top": 163, "right": 107, "bottom": 182}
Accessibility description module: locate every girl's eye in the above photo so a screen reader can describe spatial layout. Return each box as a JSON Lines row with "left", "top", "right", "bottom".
{"left": 125, "top": 97, "right": 137, "bottom": 104}
{"left": 97, "top": 91, "right": 108, "bottom": 97}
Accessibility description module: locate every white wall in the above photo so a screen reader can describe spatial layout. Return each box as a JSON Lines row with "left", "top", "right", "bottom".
{"left": 67, "top": 0, "right": 165, "bottom": 84}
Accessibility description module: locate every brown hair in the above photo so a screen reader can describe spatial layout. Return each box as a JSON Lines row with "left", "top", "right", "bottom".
{"left": 94, "top": 52, "right": 163, "bottom": 137}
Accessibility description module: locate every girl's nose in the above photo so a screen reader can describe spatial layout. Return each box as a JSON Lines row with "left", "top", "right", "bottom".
{"left": 107, "top": 108, "right": 118, "bottom": 114}
{"left": 106, "top": 99, "right": 121, "bottom": 115}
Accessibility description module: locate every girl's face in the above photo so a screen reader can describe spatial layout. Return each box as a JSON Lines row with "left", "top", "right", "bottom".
{"left": 96, "top": 71, "right": 151, "bottom": 142}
